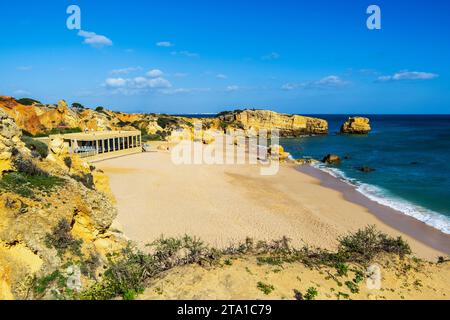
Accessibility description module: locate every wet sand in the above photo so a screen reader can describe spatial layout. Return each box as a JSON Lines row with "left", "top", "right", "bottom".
{"left": 96, "top": 150, "right": 448, "bottom": 261}
{"left": 298, "top": 165, "right": 450, "bottom": 256}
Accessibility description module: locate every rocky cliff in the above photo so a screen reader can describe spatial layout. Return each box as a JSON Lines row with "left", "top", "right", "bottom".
{"left": 218, "top": 109, "right": 328, "bottom": 136}
{"left": 0, "top": 109, "right": 125, "bottom": 299}
{"left": 0, "top": 96, "right": 328, "bottom": 140}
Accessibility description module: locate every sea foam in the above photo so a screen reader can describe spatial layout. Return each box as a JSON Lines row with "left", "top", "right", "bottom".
{"left": 313, "top": 164, "right": 450, "bottom": 235}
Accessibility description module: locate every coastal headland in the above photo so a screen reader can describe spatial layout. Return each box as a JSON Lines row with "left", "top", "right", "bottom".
{"left": 1, "top": 96, "right": 449, "bottom": 300}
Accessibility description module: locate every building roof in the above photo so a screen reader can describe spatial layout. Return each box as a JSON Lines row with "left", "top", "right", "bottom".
{"left": 50, "top": 130, "right": 141, "bottom": 141}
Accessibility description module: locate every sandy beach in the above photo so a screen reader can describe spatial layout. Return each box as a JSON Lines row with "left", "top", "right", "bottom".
{"left": 96, "top": 147, "right": 449, "bottom": 261}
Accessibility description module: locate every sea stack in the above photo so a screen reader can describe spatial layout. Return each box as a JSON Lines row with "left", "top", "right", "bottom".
{"left": 341, "top": 117, "right": 371, "bottom": 134}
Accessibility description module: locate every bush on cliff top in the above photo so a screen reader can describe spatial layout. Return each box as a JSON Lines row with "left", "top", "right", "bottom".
{"left": 17, "top": 98, "right": 41, "bottom": 106}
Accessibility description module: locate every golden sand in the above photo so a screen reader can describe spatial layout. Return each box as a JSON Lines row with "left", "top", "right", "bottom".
{"left": 97, "top": 150, "right": 446, "bottom": 261}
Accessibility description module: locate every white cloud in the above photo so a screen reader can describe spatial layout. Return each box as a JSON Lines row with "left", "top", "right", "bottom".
{"left": 171, "top": 50, "right": 199, "bottom": 58}
{"left": 226, "top": 85, "right": 239, "bottom": 92}
{"left": 159, "top": 87, "right": 211, "bottom": 95}
{"left": 13, "top": 89, "right": 30, "bottom": 96}
{"left": 17, "top": 66, "right": 32, "bottom": 71}
{"left": 105, "top": 78, "right": 128, "bottom": 88}
{"left": 281, "top": 83, "right": 297, "bottom": 91}
{"left": 216, "top": 74, "right": 227, "bottom": 79}
{"left": 282, "top": 75, "right": 347, "bottom": 90}
{"left": 156, "top": 41, "right": 174, "bottom": 47}
{"left": 110, "top": 67, "right": 142, "bottom": 75}
{"left": 377, "top": 71, "right": 439, "bottom": 82}
{"left": 104, "top": 74, "right": 172, "bottom": 95}
{"left": 78, "top": 30, "right": 113, "bottom": 48}
{"left": 146, "top": 69, "right": 164, "bottom": 78}
{"left": 262, "top": 52, "right": 280, "bottom": 61}
{"left": 314, "top": 75, "right": 347, "bottom": 87}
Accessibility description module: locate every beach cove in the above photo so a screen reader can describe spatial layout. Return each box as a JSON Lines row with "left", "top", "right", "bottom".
{"left": 96, "top": 147, "right": 450, "bottom": 262}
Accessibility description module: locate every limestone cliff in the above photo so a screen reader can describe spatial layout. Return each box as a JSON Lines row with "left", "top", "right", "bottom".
{"left": 0, "top": 110, "right": 125, "bottom": 299}
{"left": 218, "top": 109, "right": 328, "bottom": 136}
{"left": 341, "top": 117, "right": 371, "bottom": 134}
{"left": 0, "top": 96, "right": 328, "bottom": 141}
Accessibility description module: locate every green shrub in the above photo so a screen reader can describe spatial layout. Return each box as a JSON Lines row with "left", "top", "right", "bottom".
{"left": 21, "top": 136, "right": 49, "bottom": 158}
{"left": 335, "top": 263, "right": 349, "bottom": 277}
{"left": 257, "top": 282, "right": 275, "bottom": 295}
{"left": 13, "top": 157, "right": 47, "bottom": 176}
{"left": 337, "top": 226, "right": 411, "bottom": 264}
{"left": 72, "top": 102, "right": 84, "bottom": 109}
{"left": 71, "top": 173, "right": 94, "bottom": 189}
{"left": 45, "top": 219, "right": 83, "bottom": 256}
{"left": 304, "top": 287, "right": 319, "bottom": 300}
{"left": 17, "top": 98, "right": 41, "bottom": 106}
{"left": 345, "top": 281, "right": 359, "bottom": 294}
{"left": 157, "top": 117, "right": 178, "bottom": 129}
{"left": 0, "top": 159, "right": 64, "bottom": 198}
{"left": 33, "top": 270, "right": 66, "bottom": 295}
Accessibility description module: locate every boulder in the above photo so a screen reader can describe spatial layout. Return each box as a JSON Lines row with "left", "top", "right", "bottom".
{"left": 268, "top": 144, "right": 291, "bottom": 161}
{"left": 341, "top": 117, "right": 371, "bottom": 134}
{"left": 49, "top": 136, "right": 69, "bottom": 156}
{"left": 322, "top": 154, "right": 341, "bottom": 164}
{"left": 358, "top": 166, "right": 376, "bottom": 173}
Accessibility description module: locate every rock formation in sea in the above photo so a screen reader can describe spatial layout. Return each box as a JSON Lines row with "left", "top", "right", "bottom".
{"left": 341, "top": 117, "right": 371, "bottom": 134}
{"left": 322, "top": 154, "right": 341, "bottom": 164}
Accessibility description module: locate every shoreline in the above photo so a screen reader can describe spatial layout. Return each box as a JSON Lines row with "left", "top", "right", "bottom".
{"left": 298, "top": 165, "right": 450, "bottom": 255}
{"left": 97, "top": 150, "right": 448, "bottom": 261}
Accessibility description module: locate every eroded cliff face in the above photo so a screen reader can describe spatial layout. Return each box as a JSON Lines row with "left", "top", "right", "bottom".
{"left": 0, "top": 96, "right": 328, "bottom": 140}
{"left": 0, "top": 110, "right": 125, "bottom": 299}
{"left": 0, "top": 97, "right": 142, "bottom": 135}
{"left": 219, "top": 109, "right": 328, "bottom": 136}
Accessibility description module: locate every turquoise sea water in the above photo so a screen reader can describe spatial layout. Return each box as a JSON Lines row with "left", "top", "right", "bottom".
{"left": 281, "top": 115, "right": 450, "bottom": 234}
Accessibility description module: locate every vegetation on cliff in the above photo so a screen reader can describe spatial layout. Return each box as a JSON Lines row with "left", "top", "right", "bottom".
{"left": 78, "top": 226, "right": 405, "bottom": 300}
{"left": 0, "top": 109, "right": 125, "bottom": 300}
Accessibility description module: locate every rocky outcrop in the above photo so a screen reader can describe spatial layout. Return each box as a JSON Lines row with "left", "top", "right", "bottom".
{"left": 1, "top": 96, "right": 329, "bottom": 141}
{"left": 358, "top": 166, "right": 375, "bottom": 173}
{"left": 219, "top": 109, "right": 328, "bottom": 136}
{"left": 268, "top": 145, "right": 292, "bottom": 162}
{"left": 322, "top": 154, "right": 341, "bottom": 164}
{"left": 341, "top": 117, "right": 371, "bottom": 134}
{"left": 0, "top": 112, "right": 125, "bottom": 299}
{"left": 0, "top": 110, "right": 28, "bottom": 173}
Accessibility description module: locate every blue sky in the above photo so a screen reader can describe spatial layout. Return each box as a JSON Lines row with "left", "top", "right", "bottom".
{"left": 0, "top": 0, "right": 449, "bottom": 114}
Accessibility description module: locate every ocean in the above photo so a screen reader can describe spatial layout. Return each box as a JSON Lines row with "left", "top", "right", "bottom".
{"left": 281, "top": 115, "right": 450, "bottom": 235}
